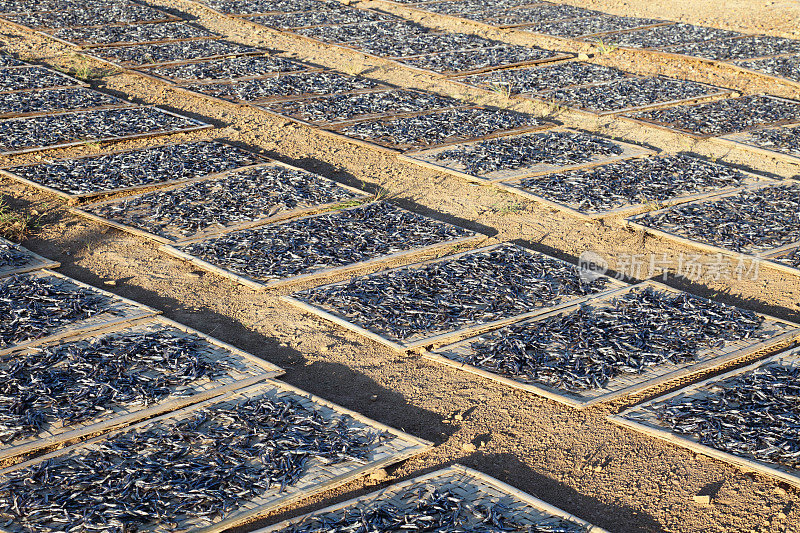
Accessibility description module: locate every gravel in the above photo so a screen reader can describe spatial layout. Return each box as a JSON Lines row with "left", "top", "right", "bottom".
{"left": 52, "top": 22, "right": 216, "bottom": 47}
{"left": 0, "top": 66, "right": 81, "bottom": 92}
{"left": 662, "top": 35, "right": 800, "bottom": 61}
{"left": 459, "top": 62, "right": 630, "bottom": 95}
{"left": 138, "top": 54, "right": 308, "bottom": 82}
{"left": 625, "top": 95, "right": 800, "bottom": 137}
{"left": 521, "top": 15, "right": 667, "bottom": 38}
{"left": 3, "top": 3, "right": 175, "bottom": 29}
{"left": 6, "top": 140, "right": 261, "bottom": 196}
{"left": 89, "top": 39, "right": 263, "bottom": 67}
{"left": 399, "top": 44, "right": 571, "bottom": 75}
{"left": 735, "top": 55, "right": 800, "bottom": 84}
{"left": 592, "top": 22, "right": 743, "bottom": 49}
{"left": 247, "top": 7, "right": 395, "bottom": 29}
{"left": 0, "top": 87, "right": 126, "bottom": 118}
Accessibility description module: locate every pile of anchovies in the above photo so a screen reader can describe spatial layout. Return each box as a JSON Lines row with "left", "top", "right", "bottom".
{"left": 457, "top": 287, "right": 767, "bottom": 392}
{"left": 514, "top": 154, "right": 747, "bottom": 213}
{"left": 737, "top": 125, "right": 800, "bottom": 157}
{"left": 0, "top": 54, "right": 25, "bottom": 68}
{"left": 665, "top": 35, "right": 800, "bottom": 61}
{"left": 0, "top": 107, "right": 205, "bottom": 153}
{"left": 357, "top": 32, "right": 498, "bottom": 59}
{"left": 339, "top": 108, "right": 543, "bottom": 150}
{"left": 544, "top": 77, "right": 721, "bottom": 113}
{"left": 0, "top": 327, "right": 226, "bottom": 444}
{"left": 202, "top": 0, "right": 341, "bottom": 15}
{"left": 249, "top": 6, "right": 393, "bottom": 29}
{"left": 297, "top": 244, "right": 609, "bottom": 342}
{"left": 0, "top": 0, "right": 145, "bottom": 12}
{"left": 772, "top": 247, "right": 800, "bottom": 269}
{"left": 0, "top": 243, "right": 28, "bottom": 269}
{"left": 85, "top": 164, "right": 361, "bottom": 240}
{"left": 52, "top": 22, "right": 215, "bottom": 46}
{"left": 735, "top": 56, "right": 800, "bottom": 83}
{"left": 0, "top": 66, "right": 79, "bottom": 93}
{"left": 179, "top": 201, "right": 473, "bottom": 281}
{"left": 285, "top": 487, "right": 589, "bottom": 533}
{"left": 0, "top": 275, "right": 109, "bottom": 349}
{"left": 594, "top": 23, "right": 742, "bottom": 49}
{"left": 488, "top": 5, "right": 602, "bottom": 26}
{"left": 8, "top": 140, "right": 260, "bottom": 196}
{"left": 461, "top": 63, "right": 628, "bottom": 96}
{"left": 184, "top": 71, "right": 385, "bottom": 103}
{"left": 0, "top": 87, "right": 124, "bottom": 118}
{"left": 5, "top": 2, "right": 174, "bottom": 29}
{"left": 141, "top": 55, "right": 307, "bottom": 82}
{"left": 265, "top": 90, "right": 460, "bottom": 125}
{"left": 417, "top": 0, "right": 533, "bottom": 19}
{"left": 297, "top": 20, "right": 426, "bottom": 45}
{"left": 634, "top": 183, "right": 800, "bottom": 252}
{"left": 92, "top": 40, "right": 263, "bottom": 67}
{"left": 0, "top": 397, "right": 380, "bottom": 531}
{"left": 655, "top": 363, "right": 800, "bottom": 469}
{"left": 399, "top": 45, "right": 565, "bottom": 75}
{"left": 430, "top": 130, "right": 625, "bottom": 177}
{"left": 626, "top": 95, "right": 800, "bottom": 136}
{"left": 521, "top": 15, "right": 663, "bottom": 39}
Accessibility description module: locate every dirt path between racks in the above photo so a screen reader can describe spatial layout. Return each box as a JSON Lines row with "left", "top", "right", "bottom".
{"left": 1, "top": 1, "right": 800, "bottom": 532}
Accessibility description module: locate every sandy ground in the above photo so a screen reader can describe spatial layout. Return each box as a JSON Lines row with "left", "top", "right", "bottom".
{"left": 1, "top": 1, "right": 800, "bottom": 532}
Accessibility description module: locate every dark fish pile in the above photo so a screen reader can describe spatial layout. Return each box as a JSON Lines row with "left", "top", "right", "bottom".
{"left": 91, "top": 39, "right": 263, "bottom": 67}
{"left": 0, "top": 107, "right": 207, "bottom": 153}
{"left": 662, "top": 35, "right": 800, "bottom": 61}
{"left": 417, "top": 0, "right": 546, "bottom": 21}
{"left": 0, "top": 87, "right": 125, "bottom": 118}
{"left": 140, "top": 54, "right": 307, "bottom": 82}
{"left": 513, "top": 154, "right": 749, "bottom": 214}
{"left": 3, "top": 3, "right": 174, "bottom": 29}
{"left": 263, "top": 89, "right": 461, "bottom": 125}
{"left": 399, "top": 45, "right": 569, "bottom": 75}
{"left": 592, "top": 23, "right": 743, "bottom": 49}
{"left": 85, "top": 164, "right": 363, "bottom": 240}
{"left": 183, "top": 71, "right": 386, "bottom": 103}
{"left": 0, "top": 326, "right": 228, "bottom": 444}
{"left": 201, "top": 0, "right": 341, "bottom": 15}
{"left": 734, "top": 55, "right": 800, "bottom": 84}
{"left": 655, "top": 362, "right": 800, "bottom": 469}
{"left": 459, "top": 62, "right": 629, "bottom": 96}
{"left": 283, "top": 487, "right": 589, "bottom": 533}
{"left": 0, "top": 242, "right": 28, "bottom": 269}
{"left": 771, "top": 247, "right": 800, "bottom": 269}
{"left": 0, "top": 54, "right": 25, "bottom": 68}
{"left": 486, "top": 4, "right": 603, "bottom": 26}
{"left": 52, "top": 22, "right": 215, "bottom": 46}
{"left": 338, "top": 107, "right": 545, "bottom": 150}
{"left": 734, "top": 125, "right": 800, "bottom": 158}
{"left": 297, "top": 244, "right": 610, "bottom": 343}
{"left": 177, "top": 201, "right": 475, "bottom": 282}
{"left": 357, "top": 31, "right": 498, "bottom": 59}
{"left": 521, "top": 15, "right": 666, "bottom": 39}
{"left": 455, "top": 286, "right": 767, "bottom": 392}
{"left": 429, "top": 130, "right": 625, "bottom": 177}
{"left": 0, "top": 0, "right": 127, "bottom": 12}
{"left": 543, "top": 77, "right": 725, "bottom": 114}
{"left": 0, "top": 396, "right": 380, "bottom": 531}
{"left": 0, "top": 66, "right": 80, "bottom": 92}
{"left": 625, "top": 95, "right": 800, "bottom": 137}
{"left": 7, "top": 140, "right": 260, "bottom": 196}
{"left": 248, "top": 6, "right": 394, "bottom": 29}
{"left": 0, "top": 274, "right": 109, "bottom": 349}
{"left": 633, "top": 183, "right": 800, "bottom": 253}
{"left": 295, "top": 20, "right": 425, "bottom": 45}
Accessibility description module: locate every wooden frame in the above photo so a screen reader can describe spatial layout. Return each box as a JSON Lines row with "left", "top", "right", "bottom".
{"left": 0, "top": 92, "right": 133, "bottom": 119}
{"left": 160, "top": 203, "right": 486, "bottom": 289}
{"left": 0, "top": 237, "right": 59, "bottom": 277}
{"left": 498, "top": 159, "right": 776, "bottom": 221}
{"left": 0, "top": 105, "right": 213, "bottom": 156}
{"left": 517, "top": 18, "right": 672, "bottom": 41}
{"left": 81, "top": 38, "right": 266, "bottom": 69}
{"left": 282, "top": 243, "right": 628, "bottom": 352}
{"left": 0, "top": 315, "right": 284, "bottom": 464}
{"left": 0, "top": 8, "right": 180, "bottom": 32}
{"left": 716, "top": 124, "right": 800, "bottom": 166}
{"left": 0, "top": 141, "right": 265, "bottom": 203}
{"left": 0, "top": 269, "right": 159, "bottom": 357}
{"left": 41, "top": 22, "right": 218, "bottom": 49}
{"left": 399, "top": 127, "right": 656, "bottom": 184}
{"left": 132, "top": 54, "right": 313, "bottom": 85}
{"left": 0, "top": 381, "right": 432, "bottom": 533}
{"left": 425, "top": 280, "right": 800, "bottom": 409}
{"left": 726, "top": 57, "right": 800, "bottom": 89}
{"left": 761, "top": 243, "right": 800, "bottom": 276}
{"left": 622, "top": 179, "right": 800, "bottom": 259}
{"left": 257, "top": 464, "right": 609, "bottom": 533}
{"left": 72, "top": 161, "right": 369, "bottom": 244}
{"left": 0, "top": 65, "right": 87, "bottom": 95}
{"left": 609, "top": 348, "right": 800, "bottom": 489}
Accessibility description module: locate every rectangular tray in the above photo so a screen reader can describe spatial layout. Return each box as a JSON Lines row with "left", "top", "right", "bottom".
{"left": 0, "top": 381, "right": 432, "bottom": 533}
{"left": 0, "top": 65, "right": 87, "bottom": 95}
{"left": 399, "top": 127, "right": 655, "bottom": 184}
{"left": 82, "top": 38, "right": 266, "bottom": 68}
{"left": 0, "top": 269, "right": 159, "bottom": 357}
{"left": 0, "top": 315, "right": 284, "bottom": 464}
{"left": 257, "top": 464, "right": 609, "bottom": 533}
{"left": 426, "top": 280, "right": 800, "bottom": 408}
{"left": 282, "top": 243, "right": 628, "bottom": 352}
{"left": 42, "top": 22, "right": 217, "bottom": 49}
{"left": 396, "top": 45, "right": 575, "bottom": 77}
{"left": 762, "top": 243, "right": 800, "bottom": 276}
{"left": 609, "top": 348, "right": 800, "bottom": 489}
{"left": 0, "top": 237, "right": 59, "bottom": 277}
{"left": 716, "top": 124, "right": 800, "bottom": 166}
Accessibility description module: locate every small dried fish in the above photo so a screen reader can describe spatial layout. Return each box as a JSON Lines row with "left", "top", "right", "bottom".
{"left": 0, "top": 66, "right": 80, "bottom": 92}
{"left": 176, "top": 201, "right": 475, "bottom": 282}
{"left": 0, "top": 242, "right": 28, "bottom": 269}
{"left": 590, "top": 23, "right": 742, "bottom": 49}
{"left": 52, "top": 21, "right": 216, "bottom": 46}
{"left": 296, "top": 20, "right": 425, "bottom": 45}
{"left": 459, "top": 62, "right": 629, "bottom": 96}
{"left": 3, "top": 3, "right": 175, "bottom": 29}
{"left": 771, "top": 247, "right": 800, "bottom": 269}
{"left": 734, "top": 54, "right": 800, "bottom": 84}
{"left": 90, "top": 39, "right": 263, "bottom": 67}
{"left": 521, "top": 15, "right": 667, "bottom": 39}
{"left": 0, "top": 53, "right": 26, "bottom": 68}
{"left": 454, "top": 286, "right": 767, "bottom": 392}
{"left": 139, "top": 54, "right": 307, "bottom": 82}
{"left": 248, "top": 6, "right": 395, "bottom": 29}
{"left": 632, "top": 183, "right": 800, "bottom": 253}
{"left": 662, "top": 35, "right": 800, "bottom": 61}
{"left": 728, "top": 125, "right": 800, "bottom": 159}
{"left": 399, "top": 45, "right": 570, "bottom": 75}
{"left": 357, "top": 31, "right": 499, "bottom": 59}
{"left": 200, "top": 0, "right": 341, "bottom": 15}
{"left": 486, "top": 4, "right": 603, "bottom": 26}
{"left": 0, "top": 86, "right": 125, "bottom": 117}
{"left": 417, "top": 0, "right": 539, "bottom": 20}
